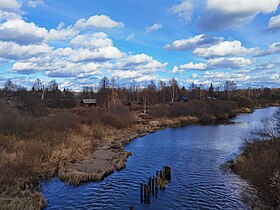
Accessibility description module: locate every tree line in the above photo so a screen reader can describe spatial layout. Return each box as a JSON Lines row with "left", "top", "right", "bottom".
{"left": 0, "top": 77, "right": 279, "bottom": 114}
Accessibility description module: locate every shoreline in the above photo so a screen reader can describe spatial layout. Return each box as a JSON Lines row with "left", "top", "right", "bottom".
{"left": 2, "top": 105, "right": 279, "bottom": 209}
{"left": 43, "top": 107, "right": 254, "bottom": 193}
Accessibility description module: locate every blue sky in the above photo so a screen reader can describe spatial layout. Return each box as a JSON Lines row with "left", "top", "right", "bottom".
{"left": 0, "top": 0, "right": 280, "bottom": 90}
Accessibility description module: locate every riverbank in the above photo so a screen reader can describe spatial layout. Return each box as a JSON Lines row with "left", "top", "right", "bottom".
{"left": 0, "top": 101, "right": 278, "bottom": 209}
{"left": 233, "top": 108, "right": 280, "bottom": 209}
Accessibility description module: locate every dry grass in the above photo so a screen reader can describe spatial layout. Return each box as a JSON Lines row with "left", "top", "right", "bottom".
{"left": 234, "top": 139, "right": 280, "bottom": 207}
{"left": 148, "top": 99, "right": 237, "bottom": 122}
{"left": 83, "top": 105, "right": 136, "bottom": 129}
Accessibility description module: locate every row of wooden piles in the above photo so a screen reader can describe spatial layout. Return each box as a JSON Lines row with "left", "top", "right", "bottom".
{"left": 140, "top": 166, "right": 171, "bottom": 205}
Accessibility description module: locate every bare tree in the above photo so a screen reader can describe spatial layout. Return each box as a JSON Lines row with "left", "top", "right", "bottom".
{"left": 169, "top": 78, "right": 179, "bottom": 103}
{"left": 224, "top": 80, "right": 236, "bottom": 100}
{"left": 32, "top": 78, "right": 43, "bottom": 91}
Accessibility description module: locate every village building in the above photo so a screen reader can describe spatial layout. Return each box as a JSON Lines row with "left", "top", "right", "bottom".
{"left": 80, "top": 99, "right": 97, "bottom": 107}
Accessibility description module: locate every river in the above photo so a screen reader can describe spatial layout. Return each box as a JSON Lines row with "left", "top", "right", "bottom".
{"left": 41, "top": 107, "right": 278, "bottom": 210}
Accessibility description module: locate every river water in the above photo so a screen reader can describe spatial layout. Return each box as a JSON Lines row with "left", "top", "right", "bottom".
{"left": 41, "top": 107, "right": 278, "bottom": 210}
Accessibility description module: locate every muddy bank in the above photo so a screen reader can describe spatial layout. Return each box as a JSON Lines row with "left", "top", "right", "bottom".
{"left": 57, "top": 115, "right": 200, "bottom": 185}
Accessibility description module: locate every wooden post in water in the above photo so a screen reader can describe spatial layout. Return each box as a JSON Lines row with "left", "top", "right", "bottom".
{"left": 140, "top": 184, "right": 143, "bottom": 203}
{"left": 151, "top": 177, "right": 155, "bottom": 196}
{"left": 148, "top": 177, "right": 152, "bottom": 191}
{"left": 166, "top": 166, "right": 171, "bottom": 181}
{"left": 155, "top": 176, "right": 158, "bottom": 197}
{"left": 147, "top": 183, "right": 150, "bottom": 204}
{"left": 130, "top": 205, "right": 134, "bottom": 210}
{"left": 143, "top": 184, "right": 147, "bottom": 204}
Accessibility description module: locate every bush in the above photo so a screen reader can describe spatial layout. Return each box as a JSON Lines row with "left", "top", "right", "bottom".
{"left": 0, "top": 103, "right": 35, "bottom": 138}
{"left": 84, "top": 104, "right": 136, "bottom": 129}
{"left": 16, "top": 93, "right": 46, "bottom": 116}
{"left": 234, "top": 109, "right": 280, "bottom": 207}
{"left": 234, "top": 139, "right": 280, "bottom": 207}
{"left": 40, "top": 112, "right": 79, "bottom": 133}
{"left": 0, "top": 140, "right": 47, "bottom": 187}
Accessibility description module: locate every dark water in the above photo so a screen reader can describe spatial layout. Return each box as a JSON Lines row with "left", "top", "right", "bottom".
{"left": 41, "top": 107, "right": 278, "bottom": 210}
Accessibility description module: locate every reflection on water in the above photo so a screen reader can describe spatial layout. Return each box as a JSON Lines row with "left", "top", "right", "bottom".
{"left": 41, "top": 107, "right": 278, "bottom": 210}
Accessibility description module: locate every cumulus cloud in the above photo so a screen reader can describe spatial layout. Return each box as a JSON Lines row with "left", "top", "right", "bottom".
{"left": 171, "top": 0, "right": 194, "bottom": 22}
{"left": 171, "top": 66, "right": 184, "bottom": 74}
{"left": 145, "top": 23, "right": 162, "bottom": 33}
{"left": 193, "top": 40, "right": 257, "bottom": 58}
{"left": 47, "top": 27, "right": 78, "bottom": 42}
{"left": 255, "top": 42, "right": 280, "bottom": 57}
{"left": 124, "top": 53, "right": 153, "bottom": 66}
{"left": 165, "top": 34, "right": 223, "bottom": 51}
{"left": 0, "top": 41, "right": 51, "bottom": 60}
{"left": 267, "top": 15, "right": 280, "bottom": 31}
{"left": 180, "top": 57, "right": 252, "bottom": 71}
{"left": 70, "top": 46, "right": 123, "bottom": 62}
{"left": 0, "top": 0, "right": 20, "bottom": 11}
{"left": 28, "top": 0, "right": 44, "bottom": 8}
{"left": 180, "top": 62, "right": 207, "bottom": 70}
{"left": 0, "top": 18, "right": 48, "bottom": 45}
{"left": 74, "top": 15, "right": 124, "bottom": 29}
{"left": 186, "top": 70, "right": 280, "bottom": 88}
{"left": 198, "top": 0, "right": 280, "bottom": 31}
{"left": 70, "top": 32, "right": 112, "bottom": 49}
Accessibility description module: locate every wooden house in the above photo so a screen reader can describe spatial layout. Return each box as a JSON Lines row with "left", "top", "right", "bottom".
{"left": 81, "top": 99, "right": 96, "bottom": 107}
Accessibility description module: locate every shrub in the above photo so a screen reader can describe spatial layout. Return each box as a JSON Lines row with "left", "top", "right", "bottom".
{"left": 16, "top": 93, "right": 46, "bottom": 116}
{"left": 234, "top": 139, "right": 280, "bottom": 207}
{"left": 41, "top": 112, "right": 79, "bottom": 133}
{"left": 0, "top": 103, "right": 35, "bottom": 138}
{"left": 84, "top": 104, "right": 136, "bottom": 129}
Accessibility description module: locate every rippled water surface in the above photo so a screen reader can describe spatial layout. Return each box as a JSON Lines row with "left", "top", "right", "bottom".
{"left": 41, "top": 107, "right": 278, "bottom": 210}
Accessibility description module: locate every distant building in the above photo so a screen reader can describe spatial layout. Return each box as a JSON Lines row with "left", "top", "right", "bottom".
{"left": 81, "top": 99, "right": 96, "bottom": 107}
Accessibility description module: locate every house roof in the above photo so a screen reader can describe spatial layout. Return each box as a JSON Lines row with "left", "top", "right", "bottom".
{"left": 82, "top": 99, "right": 96, "bottom": 104}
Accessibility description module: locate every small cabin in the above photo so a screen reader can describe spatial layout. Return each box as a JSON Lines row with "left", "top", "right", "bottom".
{"left": 178, "top": 96, "right": 188, "bottom": 102}
{"left": 81, "top": 99, "right": 96, "bottom": 107}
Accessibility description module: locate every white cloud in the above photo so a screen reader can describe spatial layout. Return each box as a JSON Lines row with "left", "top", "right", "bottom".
{"left": 125, "top": 53, "right": 153, "bottom": 65}
{"left": 0, "top": 18, "right": 48, "bottom": 45}
{"left": 126, "top": 33, "right": 135, "bottom": 40}
{"left": 110, "top": 53, "right": 167, "bottom": 82}
{"left": 208, "top": 57, "right": 252, "bottom": 68}
{"left": 52, "top": 47, "right": 73, "bottom": 57}
{"left": 47, "top": 27, "right": 78, "bottom": 42}
{"left": 171, "top": 0, "right": 194, "bottom": 22}
{"left": 145, "top": 23, "right": 162, "bottom": 33}
{"left": 74, "top": 15, "right": 124, "bottom": 29}
{"left": 70, "top": 32, "right": 112, "bottom": 49}
{"left": 193, "top": 40, "right": 257, "bottom": 58}
{"left": 0, "top": 41, "right": 51, "bottom": 60}
{"left": 180, "top": 57, "right": 252, "bottom": 71}
{"left": 180, "top": 62, "right": 207, "bottom": 70}
{"left": 0, "top": 0, "right": 20, "bottom": 11}
{"left": 202, "top": 71, "right": 251, "bottom": 82}
{"left": 199, "top": 0, "right": 280, "bottom": 30}
{"left": 270, "top": 73, "right": 279, "bottom": 80}
{"left": 267, "top": 15, "right": 280, "bottom": 31}
{"left": 207, "top": 0, "right": 280, "bottom": 14}
{"left": 256, "top": 42, "right": 280, "bottom": 56}
{"left": 165, "top": 34, "right": 223, "bottom": 51}
{"left": 70, "top": 46, "right": 123, "bottom": 62}
{"left": 172, "top": 65, "right": 184, "bottom": 74}
{"left": 28, "top": 0, "right": 44, "bottom": 8}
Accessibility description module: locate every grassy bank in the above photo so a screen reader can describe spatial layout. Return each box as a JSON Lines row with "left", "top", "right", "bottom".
{"left": 233, "top": 108, "right": 280, "bottom": 208}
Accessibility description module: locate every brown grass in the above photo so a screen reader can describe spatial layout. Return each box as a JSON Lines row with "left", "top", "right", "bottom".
{"left": 234, "top": 139, "right": 280, "bottom": 207}
{"left": 83, "top": 104, "right": 136, "bottom": 129}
